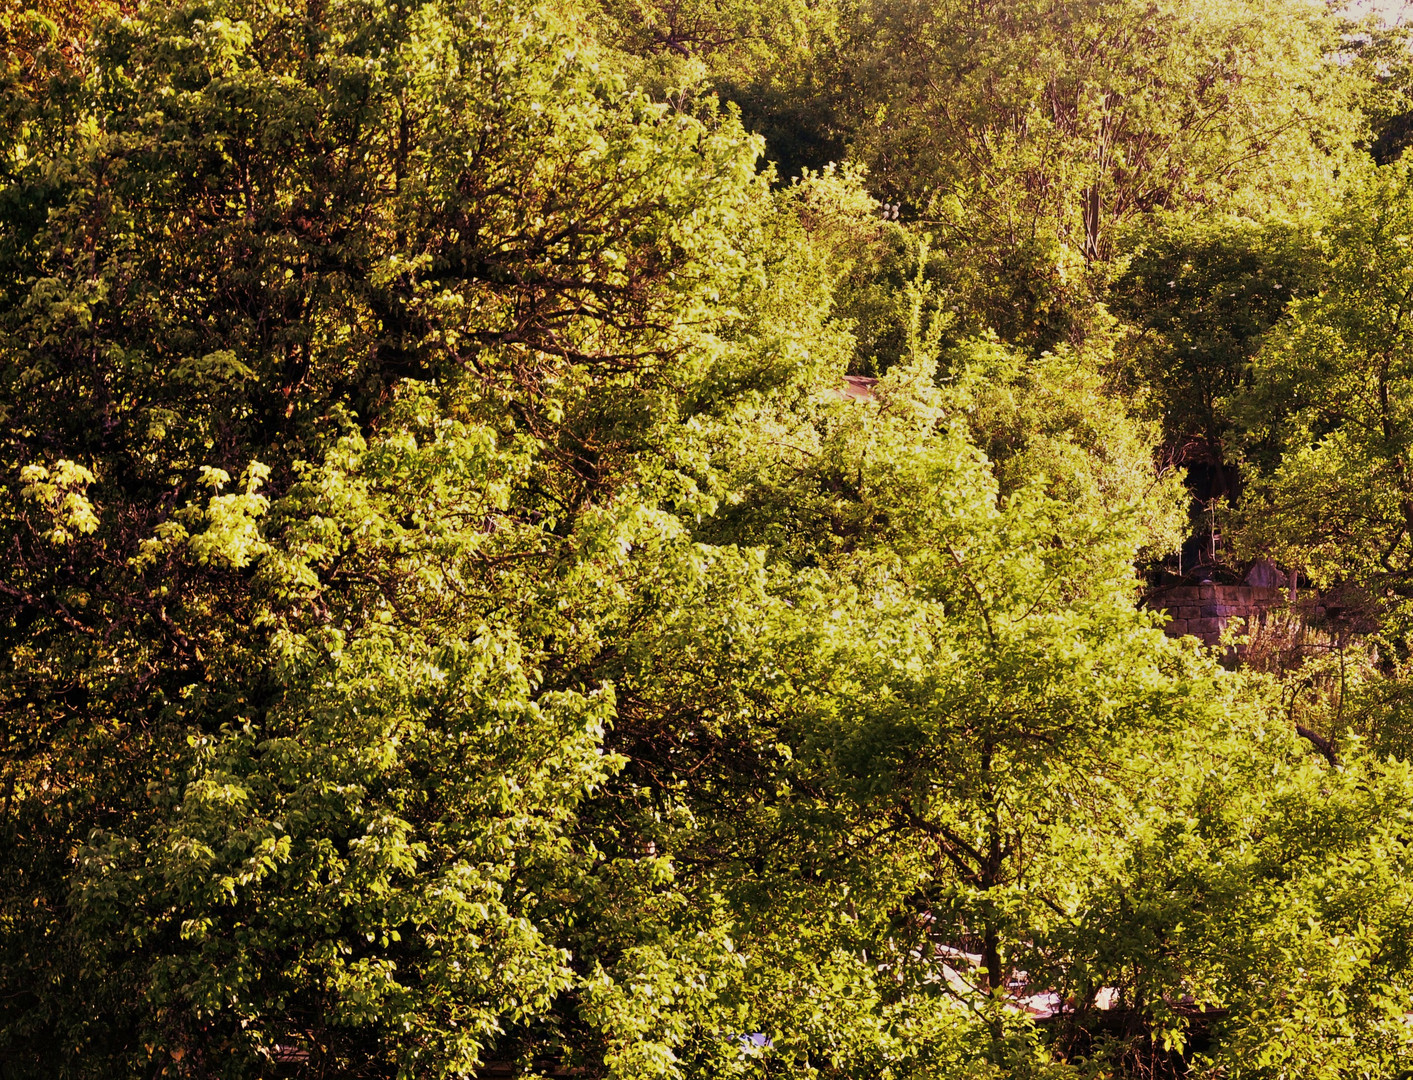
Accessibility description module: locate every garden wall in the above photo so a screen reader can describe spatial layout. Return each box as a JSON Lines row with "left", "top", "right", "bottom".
{"left": 1147, "top": 583, "right": 1287, "bottom": 647}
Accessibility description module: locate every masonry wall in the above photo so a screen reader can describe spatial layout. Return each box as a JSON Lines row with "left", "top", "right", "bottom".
{"left": 1147, "top": 583, "right": 1286, "bottom": 647}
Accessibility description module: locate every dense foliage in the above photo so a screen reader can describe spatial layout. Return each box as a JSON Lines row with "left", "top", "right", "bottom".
{"left": 6, "top": 1, "right": 1413, "bottom": 1078}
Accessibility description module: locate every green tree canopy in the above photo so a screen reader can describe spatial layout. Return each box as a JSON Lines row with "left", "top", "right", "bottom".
{"left": 5, "top": 2, "right": 1413, "bottom": 1079}
{"left": 1111, "top": 214, "right": 1323, "bottom": 484}
{"left": 1238, "top": 159, "right": 1413, "bottom": 611}
{"left": 828, "top": 0, "right": 1356, "bottom": 347}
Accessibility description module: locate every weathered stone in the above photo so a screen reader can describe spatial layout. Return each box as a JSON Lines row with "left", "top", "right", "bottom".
{"left": 1146, "top": 578, "right": 1299, "bottom": 652}
{"left": 1246, "top": 560, "right": 1288, "bottom": 588}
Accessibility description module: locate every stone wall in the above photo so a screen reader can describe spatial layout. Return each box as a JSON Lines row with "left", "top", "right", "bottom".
{"left": 1147, "top": 583, "right": 1287, "bottom": 647}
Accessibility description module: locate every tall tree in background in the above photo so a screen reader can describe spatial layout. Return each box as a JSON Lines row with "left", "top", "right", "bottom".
{"left": 1239, "top": 159, "right": 1413, "bottom": 621}
{"left": 1111, "top": 215, "right": 1323, "bottom": 500}
{"left": 829, "top": 0, "right": 1354, "bottom": 347}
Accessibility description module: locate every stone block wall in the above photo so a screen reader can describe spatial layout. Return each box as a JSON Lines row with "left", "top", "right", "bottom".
{"left": 1147, "top": 583, "right": 1286, "bottom": 647}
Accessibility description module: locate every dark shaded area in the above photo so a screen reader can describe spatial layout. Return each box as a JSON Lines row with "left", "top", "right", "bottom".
{"left": 723, "top": 80, "right": 847, "bottom": 183}
{"left": 1045, "top": 1004, "right": 1226, "bottom": 1079}
{"left": 1371, "top": 110, "right": 1413, "bottom": 165}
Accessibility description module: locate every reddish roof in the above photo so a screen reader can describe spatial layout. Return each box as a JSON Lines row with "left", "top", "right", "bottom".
{"left": 835, "top": 375, "right": 878, "bottom": 401}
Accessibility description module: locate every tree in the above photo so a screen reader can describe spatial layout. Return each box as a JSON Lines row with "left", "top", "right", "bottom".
{"left": 0, "top": 0, "right": 799, "bottom": 1072}
{"left": 952, "top": 327, "right": 1186, "bottom": 560}
{"left": 1237, "top": 158, "right": 1413, "bottom": 621}
{"left": 669, "top": 330, "right": 1199, "bottom": 1073}
{"left": 1111, "top": 214, "right": 1323, "bottom": 501}
{"left": 7, "top": 1, "right": 1413, "bottom": 1078}
{"left": 577, "top": 0, "right": 847, "bottom": 182}
{"left": 1057, "top": 710, "right": 1413, "bottom": 1078}
{"left": 825, "top": 0, "right": 1355, "bottom": 348}
{"left": 1, "top": 0, "right": 126, "bottom": 91}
